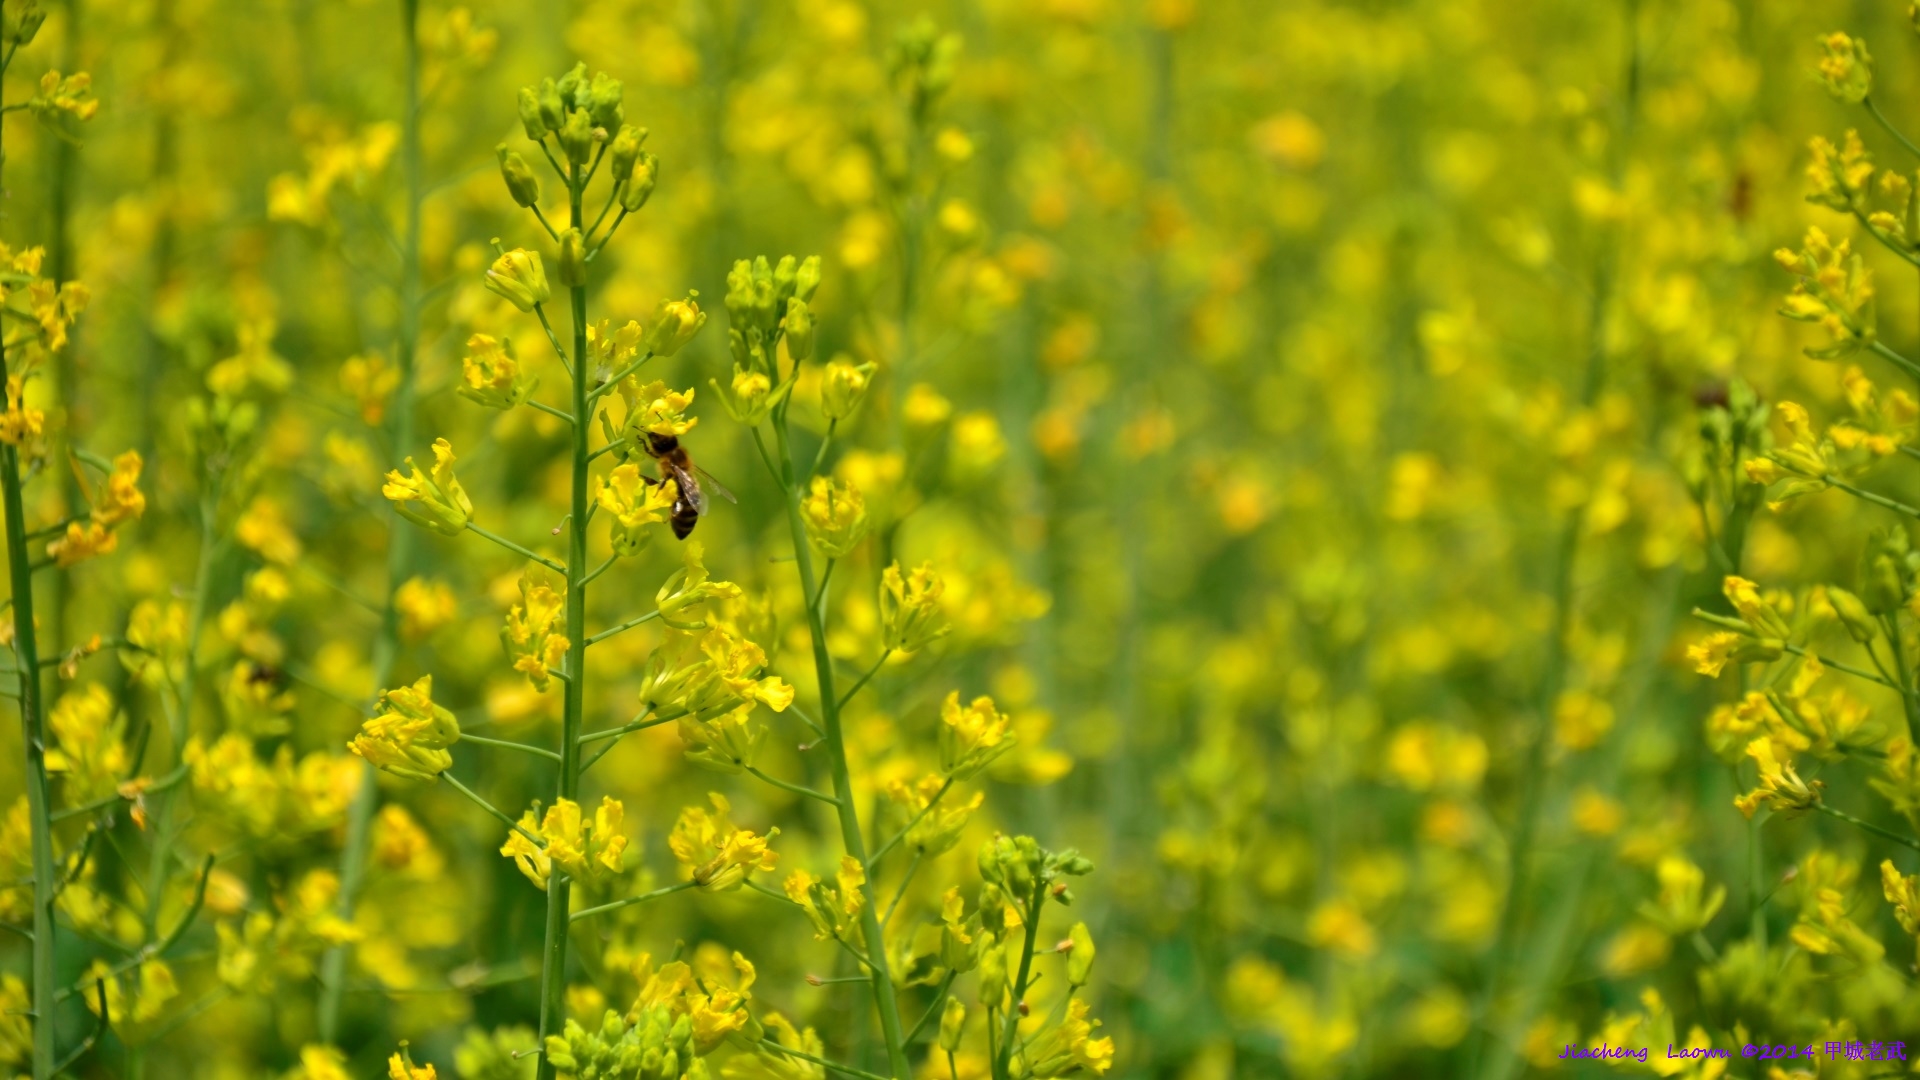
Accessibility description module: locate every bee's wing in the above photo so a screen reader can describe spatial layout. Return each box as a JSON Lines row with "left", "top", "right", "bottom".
{"left": 691, "top": 463, "right": 738, "bottom": 505}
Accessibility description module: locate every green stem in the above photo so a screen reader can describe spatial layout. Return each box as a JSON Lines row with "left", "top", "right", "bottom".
{"left": 466, "top": 521, "right": 565, "bottom": 574}
{"left": 771, "top": 412, "right": 911, "bottom": 1079}
{"left": 993, "top": 887, "right": 1045, "bottom": 1079}
{"left": 536, "top": 153, "right": 593, "bottom": 1080}
{"left": 869, "top": 777, "right": 951, "bottom": 868}
{"left": 1866, "top": 95, "right": 1920, "bottom": 162}
{"left": 586, "top": 351, "right": 653, "bottom": 404}
{"left": 462, "top": 733, "right": 562, "bottom": 764}
{"left": 905, "top": 968, "right": 957, "bottom": 1044}
{"left": 881, "top": 851, "right": 920, "bottom": 928}
{"left": 585, "top": 607, "right": 660, "bottom": 647}
{"left": 527, "top": 400, "right": 576, "bottom": 425}
{"left": 578, "top": 709, "right": 679, "bottom": 746}
{"left": 440, "top": 772, "right": 546, "bottom": 849}
{"left": 836, "top": 650, "right": 892, "bottom": 713}
{"left": 1815, "top": 802, "right": 1920, "bottom": 852}
{"left": 757, "top": 1040, "right": 891, "bottom": 1080}
{"left": 580, "top": 554, "right": 616, "bottom": 588}
{"left": 2, "top": 438, "right": 54, "bottom": 1080}
{"left": 1869, "top": 340, "right": 1920, "bottom": 383}
{"left": 569, "top": 881, "right": 693, "bottom": 924}
{"left": 746, "top": 765, "right": 839, "bottom": 805}
{"left": 1888, "top": 614, "right": 1920, "bottom": 746}
{"left": 320, "top": 3, "right": 424, "bottom": 1043}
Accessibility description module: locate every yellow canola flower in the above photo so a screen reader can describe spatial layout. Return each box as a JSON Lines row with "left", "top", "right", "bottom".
{"left": 1804, "top": 130, "right": 1874, "bottom": 214}
{"left": 383, "top": 438, "right": 473, "bottom": 536}
{"left": 880, "top": 561, "right": 951, "bottom": 654}
{"left": 502, "top": 567, "right": 569, "bottom": 692}
{"left": 347, "top": 676, "right": 461, "bottom": 781}
{"left": 498, "top": 795, "right": 628, "bottom": 889}
{"left": 83, "top": 957, "right": 177, "bottom": 1026}
{"left": 1018, "top": 998, "right": 1116, "bottom": 1077}
{"left": 457, "top": 333, "right": 535, "bottom": 410}
{"left": 638, "top": 624, "right": 792, "bottom": 721}
{"left": 1775, "top": 226, "right": 1876, "bottom": 361}
{"left": 1733, "top": 736, "right": 1824, "bottom": 819}
{"left": 939, "top": 691, "right": 1016, "bottom": 780}
{"left": 1817, "top": 31, "right": 1873, "bottom": 103}
{"left": 584, "top": 317, "right": 645, "bottom": 374}
{"left": 644, "top": 294, "right": 708, "bottom": 357}
{"left": 597, "top": 462, "right": 677, "bottom": 556}
{"left": 668, "top": 792, "right": 779, "bottom": 892}
{"left": 0, "top": 374, "right": 44, "bottom": 453}
{"left": 799, "top": 475, "right": 868, "bottom": 558}
{"left": 782, "top": 855, "right": 867, "bottom": 941}
{"left": 393, "top": 577, "right": 456, "bottom": 640}
{"left": 617, "top": 377, "right": 699, "bottom": 438}
{"left": 821, "top": 358, "right": 874, "bottom": 422}
{"left": 712, "top": 363, "right": 781, "bottom": 425}
{"left": 655, "top": 539, "right": 745, "bottom": 625}
{"left": 44, "top": 683, "right": 128, "bottom": 805}
{"left": 45, "top": 520, "right": 115, "bottom": 568}
{"left": 339, "top": 352, "right": 399, "bottom": 423}
{"left": 387, "top": 1049, "right": 436, "bottom": 1080}
{"left": 884, "top": 773, "right": 984, "bottom": 856}
{"left": 29, "top": 69, "right": 97, "bottom": 122}
{"left": 484, "top": 247, "right": 549, "bottom": 312}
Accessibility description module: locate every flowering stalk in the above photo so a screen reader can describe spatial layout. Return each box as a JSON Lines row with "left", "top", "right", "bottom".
{"left": 0, "top": 45, "right": 55, "bottom": 1078}
{"left": 1, "top": 389, "right": 55, "bottom": 1080}
{"left": 317, "top": 0, "right": 422, "bottom": 1041}
{"left": 761, "top": 325, "right": 913, "bottom": 1079}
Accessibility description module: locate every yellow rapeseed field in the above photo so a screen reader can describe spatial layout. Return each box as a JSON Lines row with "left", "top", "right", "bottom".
{"left": 0, "top": 0, "right": 1918, "bottom": 1077}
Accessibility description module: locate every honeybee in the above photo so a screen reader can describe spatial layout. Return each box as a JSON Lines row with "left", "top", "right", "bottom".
{"left": 641, "top": 431, "right": 735, "bottom": 539}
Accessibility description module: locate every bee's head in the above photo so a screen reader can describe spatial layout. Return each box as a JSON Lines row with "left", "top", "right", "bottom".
{"left": 646, "top": 431, "right": 678, "bottom": 455}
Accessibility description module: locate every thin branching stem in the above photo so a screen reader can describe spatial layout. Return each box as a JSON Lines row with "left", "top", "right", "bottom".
{"left": 1816, "top": 802, "right": 1920, "bottom": 852}
{"left": 870, "top": 777, "right": 951, "bottom": 868}
{"left": 462, "top": 733, "right": 563, "bottom": 764}
{"left": 585, "top": 607, "right": 660, "bottom": 647}
{"left": 569, "top": 881, "right": 694, "bottom": 923}
{"left": 440, "top": 772, "right": 546, "bottom": 849}
{"left": 747, "top": 765, "right": 839, "bottom": 806}
{"left": 466, "top": 521, "right": 566, "bottom": 574}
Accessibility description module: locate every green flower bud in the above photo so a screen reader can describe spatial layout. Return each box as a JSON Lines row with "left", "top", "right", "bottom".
{"left": 1827, "top": 586, "right": 1880, "bottom": 643}
{"left": 497, "top": 144, "right": 542, "bottom": 208}
{"left": 795, "top": 255, "right": 822, "bottom": 302}
{"left": 977, "top": 838, "right": 1002, "bottom": 886}
{"left": 621, "top": 151, "right": 659, "bottom": 212}
{"left": 773, "top": 254, "right": 799, "bottom": 304}
{"left": 517, "top": 86, "right": 547, "bottom": 139}
{"left": 544, "top": 1036, "right": 577, "bottom": 1072}
{"left": 821, "top": 358, "right": 875, "bottom": 422}
{"left": 1, "top": 0, "right": 42, "bottom": 48}
{"left": 485, "top": 246, "right": 551, "bottom": 312}
{"left": 939, "top": 997, "right": 966, "bottom": 1053}
{"left": 1862, "top": 525, "right": 1913, "bottom": 614}
{"left": 555, "top": 61, "right": 588, "bottom": 108}
{"left": 587, "top": 71, "right": 625, "bottom": 128}
{"left": 537, "top": 77, "right": 566, "bottom": 131}
{"left": 557, "top": 228, "right": 588, "bottom": 289}
{"left": 1818, "top": 32, "right": 1873, "bottom": 105}
{"left": 978, "top": 944, "right": 1007, "bottom": 1009}
{"left": 609, "top": 124, "right": 647, "bottom": 183}
{"left": 1065, "top": 921, "right": 1095, "bottom": 986}
{"left": 645, "top": 294, "right": 708, "bottom": 357}
{"left": 559, "top": 108, "right": 597, "bottom": 166}
{"left": 782, "top": 298, "right": 816, "bottom": 361}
